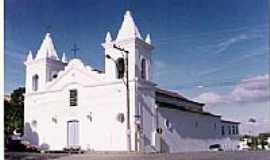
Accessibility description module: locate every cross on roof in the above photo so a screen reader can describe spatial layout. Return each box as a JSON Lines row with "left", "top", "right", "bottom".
{"left": 71, "top": 44, "right": 79, "bottom": 58}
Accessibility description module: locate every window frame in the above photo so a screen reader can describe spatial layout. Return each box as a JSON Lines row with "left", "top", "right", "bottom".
{"left": 236, "top": 126, "right": 239, "bottom": 135}
{"left": 221, "top": 125, "right": 225, "bottom": 136}
{"left": 69, "top": 89, "right": 78, "bottom": 106}
{"left": 116, "top": 58, "right": 125, "bottom": 79}
{"left": 228, "top": 126, "right": 231, "bottom": 135}
{"left": 141, "top": 58, "right": 146, "bottom": 80}
{"left": 32, "top": 74, "right": 39, "bottom": 91}
{"left": 232, "top": 125, "right": 235, "bottom": 135}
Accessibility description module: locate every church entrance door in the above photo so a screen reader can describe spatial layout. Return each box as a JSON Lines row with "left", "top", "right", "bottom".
{"left": 67, "top": 120, "right": 79, "bottom": 148}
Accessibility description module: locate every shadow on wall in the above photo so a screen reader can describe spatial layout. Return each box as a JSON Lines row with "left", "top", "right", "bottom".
{"left": 160, "top": 137, "right": 170, "bottom": 153}
{"left": 143, "top": 134, "right": 156, "bottom": 152}
{"left": 143, "top": 134, "right": 151, "bottom": 146}
{"left": 24, "top": 122, "right": 51, "bottom": 150}
{"left": 23, "top": 122, "right": 39, "bottom": 145}
{"left": 137, "top": 90, "right": 154, "bottom": 117}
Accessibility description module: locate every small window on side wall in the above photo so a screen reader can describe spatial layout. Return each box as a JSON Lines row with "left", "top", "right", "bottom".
{"left": 221, "top": 125, "right": 225, "bottom": 136}
{"left": 232, "top": 126, "right": 235, "bottom": 135}
{"left": 32, "top": 74, "right": 39, "bottom": 91}
{"left": 164, "top": 119, "right": 172, "bottom": 129}
{"left": 195, "top": 121, "right": 199, "bottom": 128}
{"left": 70, "top": 89, "right": 78, "bottom": 106}
{"left": 228, "top": 126, "right": 231, "bottom": 135}
{"left": 141, "top": 59, "right": 146, "bottom": 80}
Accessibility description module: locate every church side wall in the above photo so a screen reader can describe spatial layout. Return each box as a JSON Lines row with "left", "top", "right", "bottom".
{"left": 155, "top": 107, "right": 240, "bottom": 152}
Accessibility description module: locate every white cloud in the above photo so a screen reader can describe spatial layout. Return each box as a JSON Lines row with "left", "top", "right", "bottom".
{"left": 195, "top": 92, "right": 224, "bottom": 104}
{"left": 195, "top": 74, "right": 270, "bottom": 106}
{"left": 214, "top": 32, "right": 265, "bottom": 55}
{"left": 231, "top": 74, "right": 270, "bottom": 103}
{"left": 215, "top": 34, "right": 248, "bottom": 54}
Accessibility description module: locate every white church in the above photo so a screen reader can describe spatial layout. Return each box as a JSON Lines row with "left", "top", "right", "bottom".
{"left": 24, "top": 11, "right": 240, "bottom": 153}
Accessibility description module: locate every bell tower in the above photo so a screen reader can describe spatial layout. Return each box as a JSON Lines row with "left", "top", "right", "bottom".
{"left": 102, "top": 11, "right": 154, "bottom": 81}
{"left": 102, "top": 10, "right": 156, "bottom": 152}
{"left": 24, "top": 33, "right": 67, "bottom": 94}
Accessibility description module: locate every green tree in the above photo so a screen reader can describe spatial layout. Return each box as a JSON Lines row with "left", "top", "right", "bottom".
{"left": 4, "top": 87, "right": 25, "bottom": 146}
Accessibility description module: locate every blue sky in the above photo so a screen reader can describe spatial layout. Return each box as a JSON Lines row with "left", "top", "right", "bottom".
{"left": 5, "top": 0, "right": 269, "bottom": 134}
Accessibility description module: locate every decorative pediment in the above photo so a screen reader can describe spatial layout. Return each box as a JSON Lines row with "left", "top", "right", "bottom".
{"left": 46, "top": 59, "right": 105, "bottom": 91}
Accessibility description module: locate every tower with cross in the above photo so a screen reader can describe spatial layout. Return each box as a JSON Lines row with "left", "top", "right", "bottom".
{"left": 24, "top": 33, "right": 67, "bottom": 92}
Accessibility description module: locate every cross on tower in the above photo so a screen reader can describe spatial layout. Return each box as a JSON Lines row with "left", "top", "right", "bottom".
{"left": 71, "top": 44, "right": 80, "bottom": 58}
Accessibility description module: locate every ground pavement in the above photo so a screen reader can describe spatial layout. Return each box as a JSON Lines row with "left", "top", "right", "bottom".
{"left": 5, "top": 151, "right": 270, "bottom": 160}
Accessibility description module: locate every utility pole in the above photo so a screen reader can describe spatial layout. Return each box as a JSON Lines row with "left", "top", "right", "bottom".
{"left": 112, "top": 44, "right": 131, "bottom": 152}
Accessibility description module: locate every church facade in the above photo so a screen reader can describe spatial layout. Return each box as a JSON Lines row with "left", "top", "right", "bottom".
{"left": 24, "top": 11, "right": 240, "bottom": 152}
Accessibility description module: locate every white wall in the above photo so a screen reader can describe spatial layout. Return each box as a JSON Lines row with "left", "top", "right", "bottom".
{"left": 25, "top": 32, "right": 155, "bottom": 152}
{"left": 24, "top": 82, "right": 129, "bottom": 151}
{"left": 24, "top": 59, "right": 130, "bottom": 151}
{"left": 151, "top": 107, "right": 240, "bottom": 152}
{"left": 135, "top": 82, "right": 156, "bottom": 152}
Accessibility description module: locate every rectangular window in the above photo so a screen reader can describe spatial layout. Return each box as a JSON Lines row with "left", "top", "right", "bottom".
{"left": 236, "top": 126, "right": 239, "bottom": 135}
{"left": 195, "top": 121, "right": 199, "bottom": 128}
{"left": 228, "top": 126, "right": 231, "bottom": 135}
{"left": 32, "top": 75, "right": 39, "bottom": 91}
{"left": 70, "top": 89, "right": 78, "bottom": 106}
{"left": 221, "top": 126, "right": 225, "bottom": 136}
{"left": 232, "top": 126, "right": 235, "bottom": 135}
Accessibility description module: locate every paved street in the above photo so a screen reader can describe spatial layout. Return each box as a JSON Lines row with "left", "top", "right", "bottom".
{"left": 5, "top": 151, "right": 270, "bottom": 160}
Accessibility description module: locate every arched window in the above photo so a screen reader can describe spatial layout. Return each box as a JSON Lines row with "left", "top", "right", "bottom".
{"left": 141, "top": 59, "right": 146, "bottom": 79}
{"left": 116, "top": 58, "right": 125, "bottom": 79}
{"left": 32, "top": 74, "right": 39, "bottom": 91}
